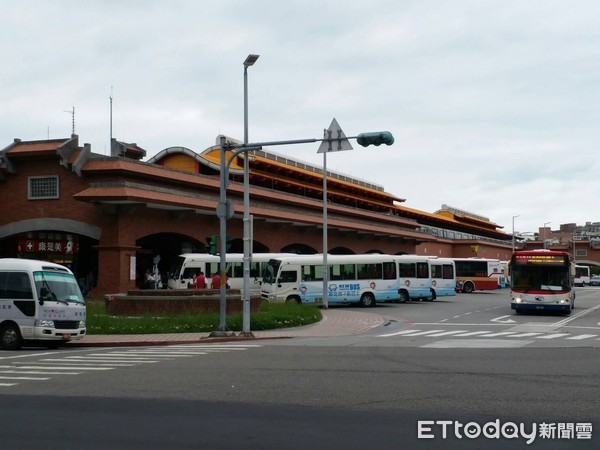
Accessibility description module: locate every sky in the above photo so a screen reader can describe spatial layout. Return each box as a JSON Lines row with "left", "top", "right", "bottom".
{"left": 2, "top": 0, "right": 600, "bottom": 236}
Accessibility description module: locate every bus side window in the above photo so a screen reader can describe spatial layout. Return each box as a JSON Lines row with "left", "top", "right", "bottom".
{"left": 383, "top": 262, "right": 396, "bottom": 280}
{"left": 417, "top": 262, "right": 429, "bottom": 279}
{"left": 6, "top": 272, "right": 33, "bottom": 299}
{"left": 280, "top": 271, "right": 297, "bottom": 283}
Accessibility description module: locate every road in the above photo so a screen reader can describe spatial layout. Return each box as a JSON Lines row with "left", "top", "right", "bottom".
{"left": 1, "top": 288, "right": 598, "bottom": 449}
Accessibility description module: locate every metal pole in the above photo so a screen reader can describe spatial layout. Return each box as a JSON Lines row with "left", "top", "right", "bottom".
{"left": 322, "top": 129, "right": 330, "bottom": 309}
{"left": 207, "top": 137, "right": 236, "bottom": 337}
{"left": 241, "top": 55, "right": 256, "bottom": 337}
{"left": 573, "top": 229, "right": 576, "bottom": 264}
{"left": 511, "top": 215, "right": 519, "bottom": 253}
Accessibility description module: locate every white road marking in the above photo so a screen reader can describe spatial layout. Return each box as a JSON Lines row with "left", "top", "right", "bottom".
{"left": 425, "top": 330, "right": 469, "bottom": 337}
{"left": 566, "top": 334, "right": 598, "bottom": 340}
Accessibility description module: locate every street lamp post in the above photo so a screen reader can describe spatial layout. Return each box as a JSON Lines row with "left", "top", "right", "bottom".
{"left": 241, "top": 54, "right": 259, "bottom": 337}
{"left": 512, "top": 215, "right": 520, "bottom": 253}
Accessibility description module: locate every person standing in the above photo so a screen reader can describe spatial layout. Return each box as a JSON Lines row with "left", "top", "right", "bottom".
{"left": 197, "top": 271, "right": 207, "bottom": 289}
{"left": 188, "top": 273, "right": 198, "bottom": 289}
{"left": 211, "top": 272, "right": 221, "bottom": 289}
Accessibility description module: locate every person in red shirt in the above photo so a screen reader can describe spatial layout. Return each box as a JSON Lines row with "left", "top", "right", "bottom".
{"left": 211, "top": 272, "right": 221, "bottom": 289}
{"left": 197, "top": 271, "right": 207, "bottom": 289}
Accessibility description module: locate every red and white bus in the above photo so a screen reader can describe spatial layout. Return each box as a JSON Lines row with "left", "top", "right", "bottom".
{"left": 508, "top": 250, "right": 575, "bottom": 314}
{"left": 453, "top": 258, "right": 503, "bottom": 293}
{"left": 574, "top": 265, "right": 590, "bottom": 287}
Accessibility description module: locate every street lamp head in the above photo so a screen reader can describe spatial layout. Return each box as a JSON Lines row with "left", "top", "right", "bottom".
{"left": 244, "top": 54, "right": 260, "bottom": 67}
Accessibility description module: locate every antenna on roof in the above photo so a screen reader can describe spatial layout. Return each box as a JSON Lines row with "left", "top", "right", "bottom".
{"left": 110, "top": 86, "right": 113, "bottom": 150}
{"left": 64, "top": 106, "right": 75, "bottom": 136}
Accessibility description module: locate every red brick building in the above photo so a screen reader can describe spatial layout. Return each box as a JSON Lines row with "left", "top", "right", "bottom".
{"left": 0, "top": 135, "right": 513, "bottom": 297}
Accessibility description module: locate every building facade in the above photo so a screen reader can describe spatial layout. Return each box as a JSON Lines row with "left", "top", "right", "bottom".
{"left": 0, "top": 135, "right": 514, "bottom": 297}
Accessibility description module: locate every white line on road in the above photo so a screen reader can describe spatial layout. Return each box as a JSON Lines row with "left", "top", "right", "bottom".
{"left": 6, "top": 365, "right": 114, "bottom": 371}
{"left": 0, "top": 375, "right": 50, "bottom": 380}
{"left": 566, "top": 334, "right": 598, "bottom": 340}
{"left": 425, "top": 330, "right": 469, "bottom": 337}
{"left": 377, "top": 329, "right": 422, "bottom": 337}
{"left": 505, "top": 333, "right": 544, "bottom": 338}
{"left": 452, "top": 331, "right": 492, "bottom": 337}
{"left": 535, "top": 333, "right": 570, "bottom": 339}
{"left": 479, "top": 331, "right": 518, "bottom": 337}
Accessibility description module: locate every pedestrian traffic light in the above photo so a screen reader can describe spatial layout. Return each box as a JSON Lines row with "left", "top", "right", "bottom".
{"left": 206, "top": 235, "right": 218, "bottom": 255}
{"left": 356, "top": 131, "right": 394, "bottom": 147}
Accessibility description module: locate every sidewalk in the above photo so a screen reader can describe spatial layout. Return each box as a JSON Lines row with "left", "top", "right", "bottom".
{"left": 67, "top": 309, "right": 389, "bottom": 347}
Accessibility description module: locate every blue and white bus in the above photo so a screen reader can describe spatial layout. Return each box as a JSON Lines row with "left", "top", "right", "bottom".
{"left": 393, "top": 255, "right": 456, "bottom": 301}
{"left": 394, "top": 255, "right": 437, "bottom": 301}
{"left": 427, "top": 257, "right": 457, "bottom": 299}
{"left": 261, "top": 254, "right": 400, "bottom": 306}
{"left": 260, "top": 254, "right": 456, "bottom": 306}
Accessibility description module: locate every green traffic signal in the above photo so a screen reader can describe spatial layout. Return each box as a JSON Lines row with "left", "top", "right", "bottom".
{"left": 206, "top": 235, "right": 218, "bottom": 255}
{"left": 356, "top": 131, "right": 394, "bottom": 147}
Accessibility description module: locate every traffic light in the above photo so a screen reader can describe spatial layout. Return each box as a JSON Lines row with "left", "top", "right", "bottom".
{"left": 356, "top": 131, "right": 394, "bottom": 147}
{"left": 206, "top": 235, "right": 217, "bottom": 255}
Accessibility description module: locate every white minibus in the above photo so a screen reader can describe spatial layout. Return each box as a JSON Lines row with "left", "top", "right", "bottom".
{"left": 0, "top": 258, "right": 86, "bottom": 350}
{"left": 261, "top": 254, "right": 402, "bottom": 306}
{"left": 168, "top": 253, "right": 296, "bottom": 294}
{"left": 393, "top": 255, "right": 437, "bottom": 301}
{"left": 427, "top": 257, "right": 457, "bottom": 299}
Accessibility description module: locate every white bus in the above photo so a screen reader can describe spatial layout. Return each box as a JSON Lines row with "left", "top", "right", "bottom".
{"left": 395, "top": 255, "right": 438, "bottom": 301}
{"left": 261, "top": 254, "right": 401, "bottom": 306}
{"left": 0, "top": 258, "right": 86, "bottom": 350}
{"left": 167, "top": 253, "right": 296, "bottom": 294}
{"left": 427, "top": 257, "right": 457, "bottom": 299}
{"left": 261, "top": 254, "right": 457, "bottom": 305}
{"left": 574, "top": 265, "right": 591, "bottom": 286}
{"left": 393, "top": 255, "right": 456, "bottom": 301}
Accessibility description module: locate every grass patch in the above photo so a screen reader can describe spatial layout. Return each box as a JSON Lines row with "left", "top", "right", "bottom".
{"left": 86, "top": 301, "right": 322, "bottom": 335}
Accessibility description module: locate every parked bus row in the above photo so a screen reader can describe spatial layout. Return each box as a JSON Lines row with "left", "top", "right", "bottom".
{"left": 259, "top": 254, "right": 458, "bottom": 306}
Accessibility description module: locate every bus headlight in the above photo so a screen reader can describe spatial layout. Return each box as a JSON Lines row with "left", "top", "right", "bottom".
{"left": 79, "top": 321, "right": 86, "bottom": 328}
{"left": 512, "top": 297, "right": 523, "bottom": 303}
{"left": 35, "top": 319, "right": 55, "bottom": 327}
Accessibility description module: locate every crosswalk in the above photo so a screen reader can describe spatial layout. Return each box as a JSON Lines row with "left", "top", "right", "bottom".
{"left": 0, "top": 344, "right": 261, "bottom": 388}
{"left": 377, "top": 328, "right": 599, "bottom": 341}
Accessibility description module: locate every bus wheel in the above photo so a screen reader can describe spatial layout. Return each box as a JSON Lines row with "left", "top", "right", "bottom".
{"left": 286, "top": 296, "right": 301, "bottom": 304}
{"left": 398, "top": 290, "right": 409, "bottom": 303}
{"left": 1, "top": 324, "right": 23, "bottom": 351}
{"left": 359, "top": 293, "right": 376, "bottom": 307}
{"left": 462, "top": 282, "right": 475, "bottom": 293}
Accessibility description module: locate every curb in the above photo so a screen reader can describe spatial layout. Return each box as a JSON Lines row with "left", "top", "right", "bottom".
{"left": 66, "top": 309, "right": 388, "bottom": 347}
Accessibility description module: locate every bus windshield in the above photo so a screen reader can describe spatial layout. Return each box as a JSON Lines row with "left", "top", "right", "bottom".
{"left": 33, "top": 271, "right": 85, "bottom": 304}
{"left": 511, "top": 265, "right": 570, "bottom": 292}
{"left": 261, "top": 260, "right": 281, "bottom": 284}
